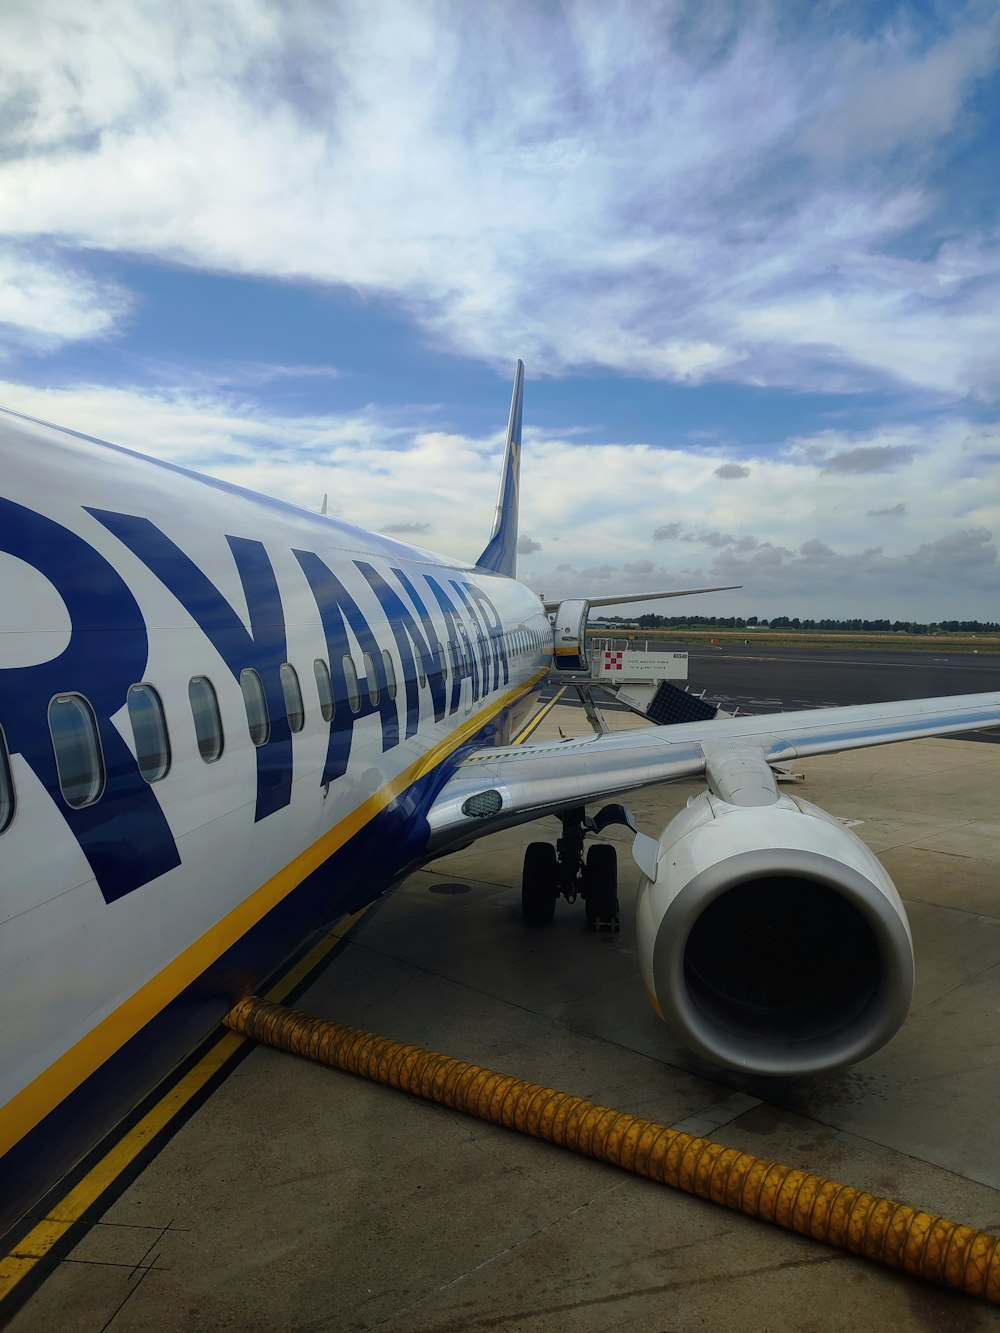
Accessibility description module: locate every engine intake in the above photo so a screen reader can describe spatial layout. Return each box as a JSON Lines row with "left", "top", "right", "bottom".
{"left": 634, "top": 791, "right": 914, "bottom": 1077}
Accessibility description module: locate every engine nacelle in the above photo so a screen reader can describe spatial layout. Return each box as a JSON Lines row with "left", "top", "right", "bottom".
{"left": 634, "top": 791, "right": 914, "bottom": 1077}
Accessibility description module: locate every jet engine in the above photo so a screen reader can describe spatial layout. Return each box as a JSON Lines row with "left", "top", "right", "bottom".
{"left": 634, "top": 789, "right": 914, "bottom": 1077}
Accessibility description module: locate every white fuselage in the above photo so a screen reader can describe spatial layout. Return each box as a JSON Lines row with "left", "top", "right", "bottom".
{"left": 0, "top": 409, "right": 550, "bottom": 1221}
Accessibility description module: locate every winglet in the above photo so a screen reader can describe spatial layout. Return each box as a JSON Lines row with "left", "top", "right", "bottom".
{"left": 476, "top": 360, "right": 524, "bottom": 578}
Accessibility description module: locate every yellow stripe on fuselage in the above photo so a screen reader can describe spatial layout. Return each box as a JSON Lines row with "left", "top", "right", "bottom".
{"left": 0, "top": 669, "right": 547, "bottom": 1165}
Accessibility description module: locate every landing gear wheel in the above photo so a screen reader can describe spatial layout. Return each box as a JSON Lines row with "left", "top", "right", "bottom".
{"left": 521, "top": 842, "right": 558, "bottom": 925}
{"left": 584, "top": 844, "right": 619, "bottom": 932}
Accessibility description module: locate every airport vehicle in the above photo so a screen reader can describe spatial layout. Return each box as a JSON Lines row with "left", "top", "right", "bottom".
{"left": 1, "top": 362, "right": 998, "bottom": 1238}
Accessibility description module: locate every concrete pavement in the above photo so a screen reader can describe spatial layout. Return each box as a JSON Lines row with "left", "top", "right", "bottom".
{"left": 9, "top": 702, "right": 1000, "bottom": 1332}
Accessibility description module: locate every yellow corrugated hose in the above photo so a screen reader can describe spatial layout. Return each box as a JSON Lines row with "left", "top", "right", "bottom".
{"left": 224, "top": 995, "right": 1000, "bottom": 1304}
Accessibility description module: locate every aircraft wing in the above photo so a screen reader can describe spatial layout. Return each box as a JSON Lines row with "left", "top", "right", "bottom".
{"left": 541, "top": 585, "right": 739, "bottom": 613}
{"left": 424, "top": 691, "right": 1000, "bottom": 852}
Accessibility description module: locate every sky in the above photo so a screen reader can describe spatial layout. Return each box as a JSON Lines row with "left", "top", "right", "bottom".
{"left": 1, "top": 0, "right": 998, "bottom": 620}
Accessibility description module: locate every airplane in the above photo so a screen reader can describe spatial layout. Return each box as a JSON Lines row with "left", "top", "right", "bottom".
{"left": 1, "top": 360, "right": 999, "bottom": 1247}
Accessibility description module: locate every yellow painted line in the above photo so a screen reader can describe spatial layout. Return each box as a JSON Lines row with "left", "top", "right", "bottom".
{"left": 0, "top": 903, "right": 372, "bottom": 1306}
{"left": 0, "top": 669, "right": 546, "bottom": 1165}
{"left": 512, "top": 686, "right": 567, "bottom": 744}
{"left": 260, "top": 903, "right": 373, "bottom": 1009}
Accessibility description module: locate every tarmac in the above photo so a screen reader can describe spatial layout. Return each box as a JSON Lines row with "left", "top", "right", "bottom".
{"left": 8, "top": 699, "right": 1000, "bottom": 1333}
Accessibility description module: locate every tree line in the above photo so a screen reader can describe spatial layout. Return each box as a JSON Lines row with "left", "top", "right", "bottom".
{"left": 594, "top": 614, "right": 1000, "bottom": 634}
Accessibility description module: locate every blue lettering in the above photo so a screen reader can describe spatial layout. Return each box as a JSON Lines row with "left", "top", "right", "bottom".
{"left": 465, "top": 584, "right": 509, "bottom": 690}
{"left": 89, "top": 511, "right": 292, "bottom": 822}
{"left": 294, "top": 551, "right": 399, "bottom": 784}
{"left": 0, "top": 500, "right": 180, "bottom": 902}
{"left": 450, "top": 580, "right": 492, "bottom": 696}
{"left": 356, "top": 563, "right": 448, "bottom": 730}
{"left": 424, "top": 576, "right": 472, "bottom": 714}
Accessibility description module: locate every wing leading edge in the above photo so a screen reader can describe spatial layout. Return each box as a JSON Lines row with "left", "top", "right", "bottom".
{"left": 424, "top": 691, "right": 1000, "bottom": 853}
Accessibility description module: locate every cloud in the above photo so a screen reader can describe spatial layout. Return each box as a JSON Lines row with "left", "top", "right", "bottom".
{"left": 683, "top": 529, "right": 763, "bottom": 550}
{"left": 822, "top": 445, "right": 915, "bottom": 474}
{"left": 714, "top": 462, "right": 750, "bottom": 479}
{"left": 2, "top": 376, "right": 996, "bottom": 619}
{"left": 803, "top": 22, "right": 996, "bottom": 161}
{"left": 0, "top": 245, "right": 129, "bottom": 353}
{"left": 799, "top": 539, "right": 835, "bottom": 558}
{"left": 383, "top": 520, "right": 431, "bottom": 535}
{"left": 517, "top": 535, "right": 543, "bottom": 555}
{"left": 867, "top": 501, "right": 907, "bottom": 516}
{"left": 1, "top": 4, "right": 998, "bottom": 396}
{"left": 696, "top": 528, "right": 999, "bottom": 615}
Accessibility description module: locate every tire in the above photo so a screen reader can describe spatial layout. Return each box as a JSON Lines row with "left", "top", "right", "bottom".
{"left": 584, "top": 844, "right": 619, "bottom": 932}
{"left": 521, "top": 842, "right": 558, "bottom": 925}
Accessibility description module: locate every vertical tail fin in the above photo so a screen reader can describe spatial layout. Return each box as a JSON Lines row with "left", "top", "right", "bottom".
{"left": 476, "top": 360, "right": 524, "bottom": 578}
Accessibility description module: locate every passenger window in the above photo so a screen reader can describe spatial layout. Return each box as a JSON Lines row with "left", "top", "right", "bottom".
{"left": 437, "top": 640, "right": 447, "bottom": 675}
{"left": 382, "top": 649, "right": 397, "bottom": 701}
{"left": 189, "top": 676, "right": 224, "bottom": 763}
{"left": 362, "top": 651, "right": 380, "bottom": 706}
{"left": 415, "top": 648, "right": 427, "bottom": 689}
{"left": 240, "top": 668, "right": 270, "bottom": 746}
{"left": 127, "top": 683, "right": 171, "bottom": 782}
{"left": 449, "top": 641, "right": 460, "bottom": 674}
{"left": 343, "top": 655, "right": 361, "bottom": 713}
{"left": 280, "top": 663, "right": 305, "bottom": 733}
{"left": 49, "top": 693, "right": 105, "bottom": 809}
{"left": 314, "top": 659, "right": 335, "bottom": 722}
{"left": 0, "top": 725, "right": 15, "bottom": 834}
